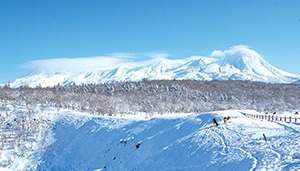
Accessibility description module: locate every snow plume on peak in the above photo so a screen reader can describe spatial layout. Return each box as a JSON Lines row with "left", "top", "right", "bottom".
{"left": 11, "top": 45, "right": 300, "bottom": 87}
{"left": 211, "top": 45, "right": 265, "bottom": 69}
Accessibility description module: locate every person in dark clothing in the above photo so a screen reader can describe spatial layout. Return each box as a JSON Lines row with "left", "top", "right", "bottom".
{"left": 263, "top": 133, "right": 267, "bottom": 141}
{"left": 135, "top": 143, "right": 141, "bottom": 149}
{"left": 213, "top": 118, "right": 219, "bottom": 127}
{"left": 135, "top": 141, "right": 142, "bottom": 149}
{"left": 224, "top": 116, "right": 231, "bottom": 124}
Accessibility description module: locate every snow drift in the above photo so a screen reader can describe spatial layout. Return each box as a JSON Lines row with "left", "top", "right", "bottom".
{"left": 10, "top": 45, "right": 300, "bottom": 87}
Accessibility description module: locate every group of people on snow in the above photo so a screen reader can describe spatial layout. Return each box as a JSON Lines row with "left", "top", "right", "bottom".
{"left": 212, "top": 116, "right": 270, "bottom": 142}
{"left": 212, "top": 116, "right": 231, "bottom": 127}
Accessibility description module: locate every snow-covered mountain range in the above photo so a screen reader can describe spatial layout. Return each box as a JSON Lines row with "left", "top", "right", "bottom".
{"left": 10, "top": 45, "right": 300, "bottom": 87}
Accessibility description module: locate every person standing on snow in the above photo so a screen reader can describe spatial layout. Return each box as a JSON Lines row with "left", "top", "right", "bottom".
{"left": 212, "top": 118, "right": 219, "bottom": 127}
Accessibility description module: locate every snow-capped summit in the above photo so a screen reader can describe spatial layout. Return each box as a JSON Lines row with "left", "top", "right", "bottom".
{"left": 10, "top": 45, "right": 300, "bottom": 87}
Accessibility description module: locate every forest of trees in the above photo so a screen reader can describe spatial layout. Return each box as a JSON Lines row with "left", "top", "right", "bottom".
{"left": 0, "top": 80, "right": 300, "bottom": 115}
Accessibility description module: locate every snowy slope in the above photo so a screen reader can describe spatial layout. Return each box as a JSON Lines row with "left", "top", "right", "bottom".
{"left": 38, "top": 111, "right": 300, "bottom": 171}
{"left": 10, "top": 46, "right": 300, "bottom": 87}
{"left": 1, "top": 104, "right": 299, "bottom": 171}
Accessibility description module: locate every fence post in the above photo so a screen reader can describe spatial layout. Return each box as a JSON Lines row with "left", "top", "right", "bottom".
{"left": 248, "top": 114, "right": 299, "bottom": 124}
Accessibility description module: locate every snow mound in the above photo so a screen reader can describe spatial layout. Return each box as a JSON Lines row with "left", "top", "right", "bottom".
{"left": 10, "top": 45, "right": 300, "bottom": 87}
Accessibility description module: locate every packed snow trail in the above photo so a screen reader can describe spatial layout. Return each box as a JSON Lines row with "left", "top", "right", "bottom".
{"left": 1, "top": 103, "right": 300, "bottom": 171}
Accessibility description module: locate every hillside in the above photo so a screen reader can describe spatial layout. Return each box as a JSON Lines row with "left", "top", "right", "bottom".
{"left": 0, "top": 103, "right": 299, "bottom": 171}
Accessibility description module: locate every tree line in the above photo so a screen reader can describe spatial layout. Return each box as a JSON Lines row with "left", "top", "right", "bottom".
{"left": 1, "top": 80, "right": 300, "bottom": 115}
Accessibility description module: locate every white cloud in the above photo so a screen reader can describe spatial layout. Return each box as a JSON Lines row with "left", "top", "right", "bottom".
{"left": 23, "top": 56, "right": 133, "bottom": 73}
{"left": 22, "top": 53, "right": 172, "bottom": 74}
{"left": 211, "top": 45, "right": 255, "bottom": 58}
{"left": 210, "top": 50, "right": 225, "bottom": 58}
{"left": 149, "top": 52, "right": 170, "bottom": 59}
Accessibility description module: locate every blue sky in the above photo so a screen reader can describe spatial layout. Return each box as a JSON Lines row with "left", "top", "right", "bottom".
{"left": 1, "top": 0, "right": 300, "bottom": 82}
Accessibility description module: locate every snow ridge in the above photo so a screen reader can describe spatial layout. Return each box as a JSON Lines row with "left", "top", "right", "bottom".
{"left": 10, "top": 45, "right": 300, "bottom": 87}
